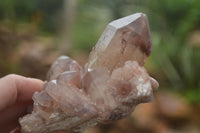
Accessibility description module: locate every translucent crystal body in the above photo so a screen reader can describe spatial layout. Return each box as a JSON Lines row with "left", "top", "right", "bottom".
{"left": 19, "top": 13, "right": 159, "bottom": 133}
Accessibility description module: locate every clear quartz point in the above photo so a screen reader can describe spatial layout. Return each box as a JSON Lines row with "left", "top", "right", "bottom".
{"left": 19, "top": 13, "right": 159, "bottom": 133}
{"left": 87, "top": 13, "right": 152, "bottom": 72}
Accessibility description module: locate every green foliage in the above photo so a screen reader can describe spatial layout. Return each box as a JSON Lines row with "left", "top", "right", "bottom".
{"left": 0, "top": 0, "right": 63, "bottom": 32}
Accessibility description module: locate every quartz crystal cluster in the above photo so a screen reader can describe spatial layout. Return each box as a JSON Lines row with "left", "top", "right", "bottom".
{"left": 19, "top": 13, "right": 159, "bottom": 133}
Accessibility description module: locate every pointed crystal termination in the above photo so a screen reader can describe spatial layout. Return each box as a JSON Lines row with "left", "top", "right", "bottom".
{"left": 19, "top": 13, "right": 159, "bottom": 133}
{"left": 87, "top": 13, "right": 152, "bottom": 72}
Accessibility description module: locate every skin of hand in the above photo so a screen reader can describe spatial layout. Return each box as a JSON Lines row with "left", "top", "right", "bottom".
{"left": 0, "top": 74, "right": 67, "bottom": 133}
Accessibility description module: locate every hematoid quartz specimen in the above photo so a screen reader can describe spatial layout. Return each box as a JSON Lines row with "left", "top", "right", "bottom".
{"left": 19, "top": 13, "right": 159, "bottom": 133}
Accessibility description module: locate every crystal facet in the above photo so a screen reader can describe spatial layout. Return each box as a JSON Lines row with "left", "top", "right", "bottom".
{"left": 19, "top": 13, "right": 159, "bottom": 133}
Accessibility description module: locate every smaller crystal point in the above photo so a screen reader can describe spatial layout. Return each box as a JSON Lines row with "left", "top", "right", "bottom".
{"left": 47, "top": 56, "right": 82, "bottom": 81}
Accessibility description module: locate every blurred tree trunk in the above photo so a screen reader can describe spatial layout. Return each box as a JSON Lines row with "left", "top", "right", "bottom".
{"left": 59, "top": 0, "right": 77, "bottom": 54}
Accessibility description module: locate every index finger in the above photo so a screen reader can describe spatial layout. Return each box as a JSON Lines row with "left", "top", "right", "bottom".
{"left": 0, "top": 74, "right": 44, "bottom": 111}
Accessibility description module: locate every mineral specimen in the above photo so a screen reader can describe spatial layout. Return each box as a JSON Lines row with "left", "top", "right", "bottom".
{"left": 19, "top": 13, "right": 159, "bottom": 133}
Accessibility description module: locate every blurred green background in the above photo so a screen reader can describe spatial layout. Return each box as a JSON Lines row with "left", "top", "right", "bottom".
{"left": 0, "top": 0, "right": 200, "bottom": 133}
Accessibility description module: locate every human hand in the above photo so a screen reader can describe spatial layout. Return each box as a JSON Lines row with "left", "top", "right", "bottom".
{"left": 0, "top": 74, "right": 68, "bottom": 133}
{"left": 0, "top": 74, "right": 43, "bottom": 132}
